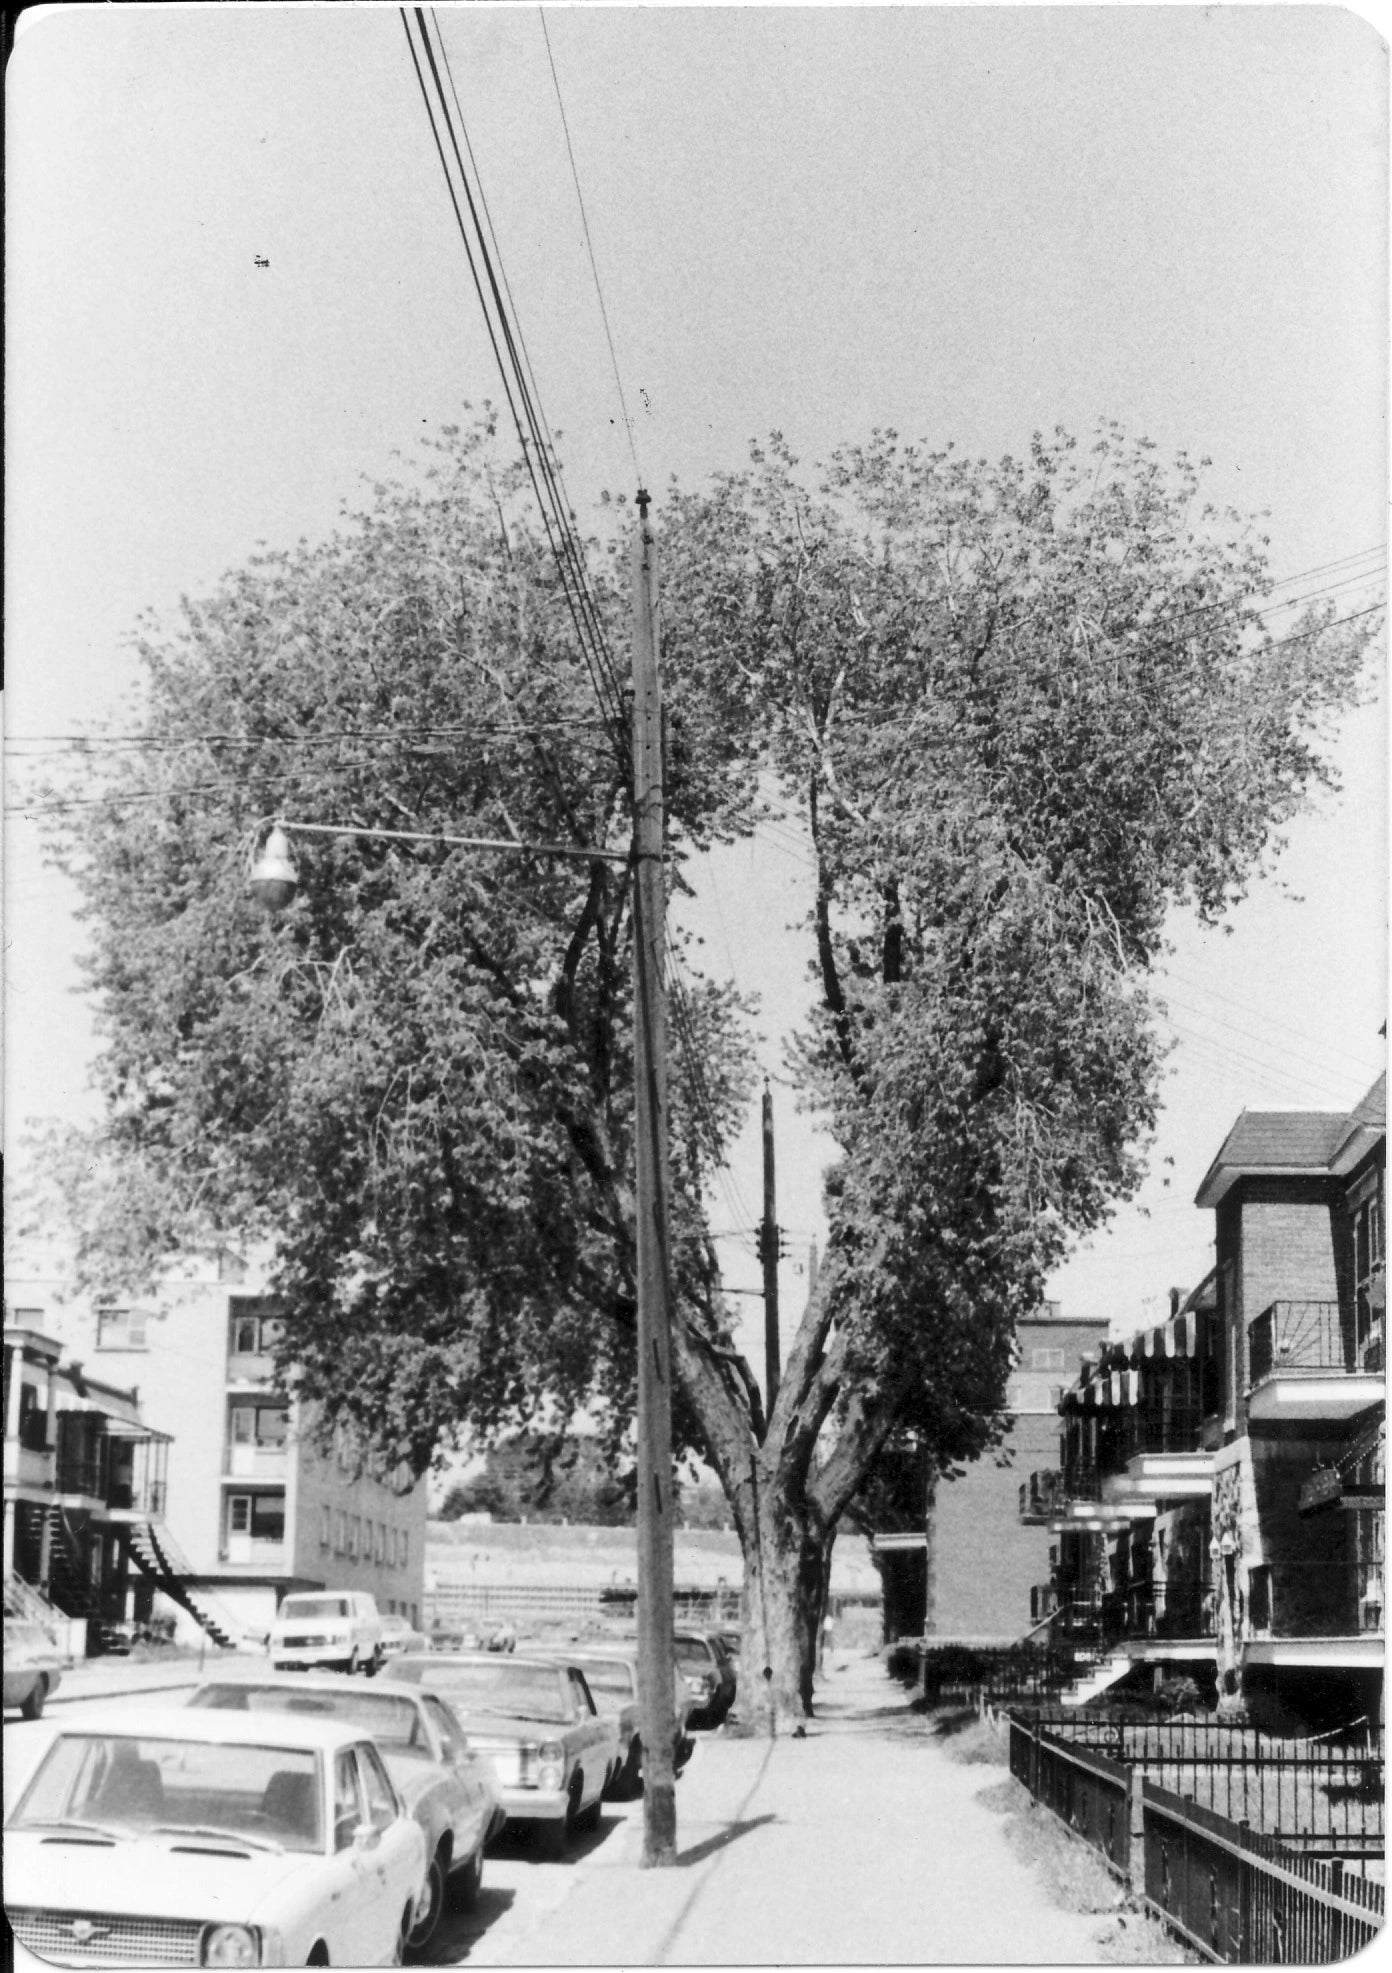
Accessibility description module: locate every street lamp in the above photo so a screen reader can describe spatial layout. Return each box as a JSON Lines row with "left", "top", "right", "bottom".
{"left": 247, "top": 826, "right": 299, "bottom": 911}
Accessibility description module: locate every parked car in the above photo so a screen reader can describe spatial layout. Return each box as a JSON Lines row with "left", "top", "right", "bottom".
{"left": 4, "top": 1702, "right": 426, "bottom": 1967}
{"left": 533, "top": 1647, "right": 694, "bottom": 1797}
{"left": 674, "top": 1628, "right": 737, "bottom": 1728}
{"left": 269, "top": 1591, "right": 384, "bottom": 1676}
{"left": 378, "top": 1614, "right": 430, "bottom": 1660}
{"left": 392, "top": 1653, "right": 618, "bottom": 1860}
{"left": 3, "top": 1617, "right": 66, "bottom": 1720}
{"left": 188, "top": 1670, "right": 502, "bottom": 1953}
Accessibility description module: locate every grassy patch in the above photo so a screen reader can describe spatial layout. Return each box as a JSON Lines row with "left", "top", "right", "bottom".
{"left": 932, "top": 1707, "right": 1011, "bottom": 1765}
{"left": 973, "top": 1777, "right": 1199, "bottom": 1962}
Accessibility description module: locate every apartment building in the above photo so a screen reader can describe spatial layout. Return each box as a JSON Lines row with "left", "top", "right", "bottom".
{"left": 875, "top": 1302, "right": 1108, "bottom": 1641}
{"left": 1037, "top": 1075, "right": 1385, "bottom": 1724}
{"left": 4, "top": 1320, "right": 169, "bottom": 1651}
{"left": 6, "top": 1252, "right": 427, "bottom": 1648}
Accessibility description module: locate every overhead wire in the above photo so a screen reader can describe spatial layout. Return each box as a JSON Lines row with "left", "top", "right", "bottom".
{"left": 398, "top": 7, "right": 628, "bottom": 755}
{"left": 537, "top": 9, "right": 643, "bottom": 489}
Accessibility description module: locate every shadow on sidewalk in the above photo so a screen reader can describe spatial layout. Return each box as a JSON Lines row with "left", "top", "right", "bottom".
{"left": 677, "top": 1812, "right": 777, "bottom": 1869}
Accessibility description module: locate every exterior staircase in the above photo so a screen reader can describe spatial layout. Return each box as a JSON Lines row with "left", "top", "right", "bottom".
{"left": 4, "top": 1571, "right": 68, "bottom": 1643}
{"left": 126, "top": 1520, "right": 239, "bottom": 1650}
{"left": 1058, "top": 1649, "right": 1133, "bottom": 1708}
{"left": 42, "top": 1507, "right": 104, "bottom": 1620}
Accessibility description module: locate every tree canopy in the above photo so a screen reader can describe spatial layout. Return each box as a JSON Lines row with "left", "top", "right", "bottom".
{"left": 28, "top": 415, "right": 1374, "bottom": 1706}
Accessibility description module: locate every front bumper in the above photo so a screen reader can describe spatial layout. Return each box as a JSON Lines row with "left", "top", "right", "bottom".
{"left": 497, "top": 1784, "right": 569, "bottom": 1824}
{"left": 270, "top": 1646, "right": 355, "bottom": 1670}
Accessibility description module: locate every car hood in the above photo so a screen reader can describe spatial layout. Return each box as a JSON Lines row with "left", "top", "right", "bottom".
{"left": 6, "top": 1831, "right": 314, "bottom": 1922}
{"left": 443, "top": 1709, "right": 571, "bottom": 1744}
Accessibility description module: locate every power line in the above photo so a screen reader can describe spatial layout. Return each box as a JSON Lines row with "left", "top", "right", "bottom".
{"left": 398, "top": 8, "right": 628, "bottom": 753}
{"left": 537, "top": 9, "right": 643, "bottom": 487}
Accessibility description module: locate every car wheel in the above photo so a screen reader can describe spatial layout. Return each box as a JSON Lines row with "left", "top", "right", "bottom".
{"left": 20, "top": 1677, "right": 47, "bottom": 1721}
{"left": 576, "top": 1786, "right": 602, "bottom": 1835}
{"left": 304, "top": 1944, "right": 329, "bottom": 1966}
{"left": 346, "top": 1651, "right": 359, "bottom": 1677}
{"left": 407, "top": 1847, "right": 447, "bottom": 1951}
{"left": 390, "top": 1904, "right": 413, "bottom": 1966}
{"left": 365, "top": 1648, "right": 384, "bottom": 1678}
{"left": 619, "top": 1737, "right": 643, "bottom": 1799}
{"left": 448, "top": 1843, "right": 484, "bottom": 1913}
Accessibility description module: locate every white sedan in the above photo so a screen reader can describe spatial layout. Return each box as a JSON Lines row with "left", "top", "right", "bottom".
{"left": 5, "top": 1703, "right": 426, "bottom": 1967}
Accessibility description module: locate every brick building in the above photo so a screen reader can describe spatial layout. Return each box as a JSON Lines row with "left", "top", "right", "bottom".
{"left": 1044, "top": 1076, "right": 1384, "bottom": 1722}
{"left": 901, "top": 1303, "right": 1108, "bottom": 1641}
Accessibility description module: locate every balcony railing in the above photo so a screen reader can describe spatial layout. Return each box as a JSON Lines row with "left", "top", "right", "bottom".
{"left": 1059, "top": 1464, "right": 1103, "bottom": 1502}
{"left": 16, "top": 1412, "right": 51, "bottom": 1454}
{"left": 1019, "top": 1470, "right": 1066, "bottom": 1523}
{"left": 1115, "top": 1407, "right": 1206, "bottom": 1461}
{"left": 56, "top": 1453, "right": 104, "bottom": 1497}
{"left": 1123, "top": 1580, "right": 1216, "bottom": 1641}
{"left": 1248, "top": 1301, "right": 1352, "bottom": 1386}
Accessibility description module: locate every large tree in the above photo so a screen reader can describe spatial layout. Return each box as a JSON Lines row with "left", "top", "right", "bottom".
{"left": 28, "top": 418, "right": 1372, "bottom": 1721}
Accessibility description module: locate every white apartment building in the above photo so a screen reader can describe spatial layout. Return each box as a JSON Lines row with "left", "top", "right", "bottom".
{"left": 6, "top": 1248, "right": 427, "bottom": 1646}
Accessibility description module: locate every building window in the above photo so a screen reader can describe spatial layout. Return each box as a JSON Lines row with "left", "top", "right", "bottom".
{"left": 320, "top": 1506, "right": 331, "bottom": 1548}
{"left": 334, "top": 1511, "right": 346, "bottom": 1554}
{"left": 253, "top": 1494, "right": 285, "bottom": 1542}
{"left": 374, "top": 1522, "right": 385, "bottom": 1564}
{"left": 96, "top": 1308, "right": 147, "bottom": 1351}
{"left": 1031, "top": 1348, "right": 1065, "bottom": 1372}
{"left": 399, "top": 1529, "right": 409, "bottom": 1569}
{"left": 228, "top": 1298, "right": 284, "bottom": 1358}
{"left": 229, "top": 1403, "right": 288, "bottom": 1447}
{"left": 226, "top": 1493, "right": 284, "bottom": 1544}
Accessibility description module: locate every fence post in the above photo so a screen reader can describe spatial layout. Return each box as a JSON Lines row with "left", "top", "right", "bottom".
{"left": 1128, "top": 1759, "right": 1144, "bottom": 1890}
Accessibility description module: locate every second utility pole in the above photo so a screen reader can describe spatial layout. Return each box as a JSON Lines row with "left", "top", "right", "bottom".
{"left": 761, "top": 1078, "right": 781, "bottom": 1409}
{"left": 631, "top": 488, "right": 677, "bottom": 1866}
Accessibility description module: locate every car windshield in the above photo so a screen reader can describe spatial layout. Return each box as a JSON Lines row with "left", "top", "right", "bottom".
{"left": 10, "top": 1733, "right": 324, "bottom": 1854}
{"left": 569, "top": 1661, "right": 635, "bottom": 1699}
{"left": 190, "top": 1686, "right": 426, "bottom": 1751}
{"left": 674, "top": 1637, "right": 715, "bottom": 1667}
{"left": 278, "top": 1597, "right": 350, "bottom": 1622}
{"left": 414, "top": 1661, "right": 570, "bottom": 1723}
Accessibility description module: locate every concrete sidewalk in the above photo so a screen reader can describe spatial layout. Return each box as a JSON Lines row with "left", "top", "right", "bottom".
{"left": 482, "top": 1653, "right": 1112, "bottom": 1965}
{"left": 45, "top": 1647, "right": 266, "bottom": 1708}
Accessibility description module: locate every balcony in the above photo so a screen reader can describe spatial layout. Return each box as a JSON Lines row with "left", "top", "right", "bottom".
{"left": 1247, "top": 1301, "right": 1385, "bottom": 1422}
{"left": 1019, "top": 1470, "right": 1066, "bottom": 1524}
{"left": 226, "top": 1350, "right": 276, "bottom": 1389}
{"left": 1123, "top": 1580, "right": 1216, "bottom": 1643}
{"left": 224, "top": 1443, "right": 288, "bottom": 1481}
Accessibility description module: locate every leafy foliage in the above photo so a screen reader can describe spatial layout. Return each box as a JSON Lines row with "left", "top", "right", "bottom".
{"left": 28, "top": 417, "right": 1374, "bottom": 1701}
{"left": 437, "top": 1431, "right": 635, "bottom": 1525}
{"left": 35, "top": 419, "right": 754, "bottom": 1477}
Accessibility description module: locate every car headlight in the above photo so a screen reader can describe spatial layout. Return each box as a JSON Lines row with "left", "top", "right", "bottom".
{"left": 201, "top": 1924, "right": 261, "bottom": 1967}
{"left": 538, "top": 1741, "right": 565, "bottom": 1791}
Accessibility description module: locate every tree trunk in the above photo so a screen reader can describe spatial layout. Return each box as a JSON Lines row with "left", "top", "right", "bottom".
{"left": 736, "top": 1481, "right": 829, "bottom": 1725}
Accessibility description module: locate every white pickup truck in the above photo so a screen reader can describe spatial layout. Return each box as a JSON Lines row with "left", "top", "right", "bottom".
{"left": 269, "top": 1590, "right": 385, "bottom": 1674}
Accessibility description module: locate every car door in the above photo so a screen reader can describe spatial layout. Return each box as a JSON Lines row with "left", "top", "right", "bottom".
{"left": 357, "top": 1740, "right": 420, "bottom": 1958}
{"left": 420, "top": 1693, "right": 489, "bottom": 1861}
{"left": 326, "top": 1746, "right": 379, "bottom": 1961}
{"left": 566, "top": 1671, "right": 605, "bottom": 1808}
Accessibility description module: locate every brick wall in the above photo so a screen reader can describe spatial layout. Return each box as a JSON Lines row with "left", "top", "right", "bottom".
{"left": 929, "top": 1313, "right": 1106, "bottom": 1639}
{"left": 930, "top": 1413, "right": 1062, "bottom": 1639}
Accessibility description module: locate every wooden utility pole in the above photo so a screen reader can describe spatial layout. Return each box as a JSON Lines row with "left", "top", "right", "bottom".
{"left": 631, "top": 489, "right": 677, "bottom": 1866}
{"left": 761, "top": 1079, "right": 781, "bottom": 1410}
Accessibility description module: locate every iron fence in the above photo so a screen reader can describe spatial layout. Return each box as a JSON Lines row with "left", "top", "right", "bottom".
{"left": 1009, "top": 1714, "right": 1133, "bottom": 1879}
{"left": 1141, "top": 1777, "right": 1384, "bottom": 1963}
{"left": 1021, "top": 1709, "right": 1384, "bottom": 1856}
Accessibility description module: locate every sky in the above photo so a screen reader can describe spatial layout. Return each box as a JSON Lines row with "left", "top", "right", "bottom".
{"left": 5, "top": 3, "right": 1387, "bottom": 1381}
